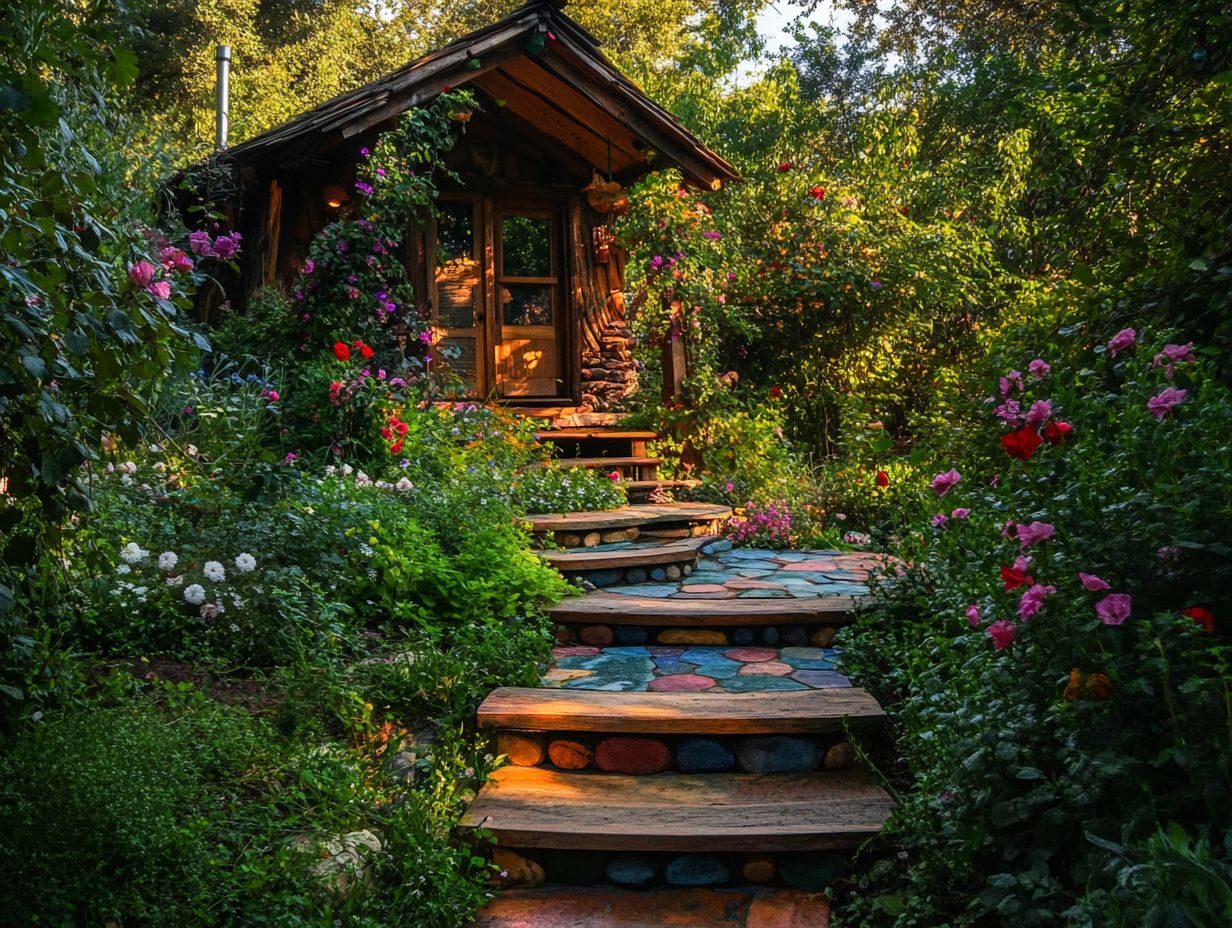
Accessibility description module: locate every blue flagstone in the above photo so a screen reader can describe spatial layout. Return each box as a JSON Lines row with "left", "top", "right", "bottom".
{"left": 732, "top": 564, "right": 781, "bottom": 574}
{"left": 780, "top": 647, "right": 825, "bottom": 661}
{"left": 792, "top": 669, "right": 852, "bottom": 688}
{"left": 724, "top": 548, "right": 784, "bottom": 560}
{"left": 603, "top": 583, "right": 680, "bottom": 597}
{"left": 736, "top": 589, "right": 792, "bottom": 598}
{"left": 600, "top": 646, "right": 651, "bottom": 658}
{"left": 677, "top": 738, "right": 736, "bottom": 773}
{"left": 720, "top": 674, "right": 808, "bottom": 692}
{"left": 656, "top": 662, "right": 701, "bottom": 675}
{"left": 770, "top": 551, "right": 813, "bottom": 562}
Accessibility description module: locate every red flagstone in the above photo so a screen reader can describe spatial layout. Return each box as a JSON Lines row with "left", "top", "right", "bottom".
{"left": 726, "top": 579, "right": 791, "bottom": 591}
{"left": 724, "top": 647, "right": 780, "bottom": 663}
{"left": 670, "top": 591, "right": 739, "bottom": 599}
{"left": 647, "top": 673, "right": 716, "bottom": 692}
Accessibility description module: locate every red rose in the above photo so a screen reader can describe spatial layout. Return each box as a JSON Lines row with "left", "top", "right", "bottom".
{"left": 393, "top": 420, "right": 408, "bottom": 436}
{"left": 1043, "top": 420, "right": 1073, "bottom": 446}
{"left": 1001, "top": 564, "right": 1034, "bottom": 591}
{"left": 778, "top": 161, "right": 791, "bottom": 172}
{"left": 770, "top": 386, "right": 783, "bottom": 398}
{"left": 809, "top": 185, "right": 826, "bottom": 200}
{"left": 389, "top": 439, "right": 404, "bottom": 454}
{"left": 379, "top": 427, "right": 393, "bottom": 440}
{"left": 361, "top": 344, "right": 374, "bottom": 359}
{"left": 333, "top": 341, "right": 351, "bottom": 361}
{"left": 1182, "top": 606, "right": 1215, "bottom": 632}
{"left": 1001, "top": 423, "right": 1042, "bottom": 460}
{"left": 876, "top": 470, "right": 889, "bottom": 488}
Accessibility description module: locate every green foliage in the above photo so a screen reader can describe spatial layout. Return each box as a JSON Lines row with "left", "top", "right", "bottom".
{"left": 510, "top": 465, "right": 627, "bottom": 514}
{"left": 839, "top": 330, "right": 1232, "bottom": 926}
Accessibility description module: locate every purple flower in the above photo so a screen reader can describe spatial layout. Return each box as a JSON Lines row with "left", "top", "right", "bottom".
{"left": 1028, "top": 359, "right": 1050, "bottom": 379}
{"left": 994, "top": 399, "right": 1023, "bottom": 426}
{"left": 283, "top": 452, "right": 298, "bottom": 464}
{"left": 188, "top": 230, "right": 214, "bottom": 256}
{"left": 965, "top": 604, "right": 981, "bottom": 627}
{"left": 212, "top": 233, "right": 241, "bottom": 259}
{"left": 303, "top": 259, "right": 315, "bottom": 275}
{"left": 1079, "top": 572, "right": 1110, "bottom": 591}
{"left": 1025, "top": 399, "right": 1052, "bottom": 427}
{"left": 951, "top": 507, "right": 971, "bottom": 520}
{"left": 932, "top": 513, "right": 948, "bottom": 527}
{"left": 355, "top": 181, "right": 374, "bottom": 196}
{"left": 701, "top": 230, "right": 722, "bottom": 240}
{"left": 1096, "top": 593, "right": 1132, "bottom": 626}
{"left": 1147, "top": 387, "right": 1187, "bottom": 419}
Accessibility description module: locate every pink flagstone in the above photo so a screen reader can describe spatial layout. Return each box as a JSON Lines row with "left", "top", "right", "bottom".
{"left": 737, "top": 661, "right": 794, "bottom": 676}
{"left": 724, "top": 647, "right": 780, "bottom": 663}
{"left": 671, "top": 591, "right": 738, "bottom": 599}
{"left": 782, "top": 561, "right": 840, "bottom": 571}
{"left": 680, "top": 584, "right": 727, "bottom": 593}
{"left": 647, "top": 674, "right": 716, "bottom": 692}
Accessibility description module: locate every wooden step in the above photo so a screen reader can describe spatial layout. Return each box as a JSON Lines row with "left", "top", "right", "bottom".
{"left": 524, "top": 503, "right": 731, "bottom": 534}
{"left": 473, "top": 885, "right": 831, "bottom": 928}
{"left": 479, "top": 686, "right": 886, "bottom": 735}
{"left": 461, "top": 767, "right": 892, "bottom": 852}
{"left": 543, "top": 537, "right": 715, "bottom": 572}
{"left": 549, "top": 592, "right": 857, "bottom": 626}
{"left": 535, "top": 429, "right": 659, "bottom": 442}
{"left": 625, "top": 479, "right": 701, "bottom": 496}
{"left": 543, "top": 457, "right": 662, "bottom": 470}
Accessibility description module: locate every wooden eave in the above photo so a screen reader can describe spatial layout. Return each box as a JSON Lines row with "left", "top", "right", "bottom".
{"left": 218, "top": 1, "right": 737, "bottom": 190}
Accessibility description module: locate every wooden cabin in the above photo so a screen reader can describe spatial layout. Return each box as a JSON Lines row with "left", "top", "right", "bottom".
{"left": 207, "top": 0, "right": 736, "bottom": 414}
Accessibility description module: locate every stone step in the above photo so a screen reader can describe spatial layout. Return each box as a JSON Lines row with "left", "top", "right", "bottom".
{"left": 479, "top": 687, "right": 885, "bottom": 735}
{"left": 549, "top": 592, "right": 855, "bottom": 626}
{"left": 473, "top": 885, "right": 831, "bottom": 927}
{"left": 460, "top": 767, "right": 892, "bottom": 852}
{"left": 524, "top": 503, "right": 731, "bottom": 535}
{"left": 543, "top": 536, "right": 716, "bottom": 573}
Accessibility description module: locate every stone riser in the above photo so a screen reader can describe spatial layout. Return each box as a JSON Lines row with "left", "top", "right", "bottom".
{"left": 556, "top": 624, "right": 839, "bottom": 648}
{"left": 489, "top": 847, "right": 853, "bottom": 893}
{"left": 542, "top": 520, "right": 723, "bottom": 549}
{"left": 573, "top": 560, "right": 697, "bottom": 587}
{"left": 495, "top": 731, "right": 859, "bottom": 775}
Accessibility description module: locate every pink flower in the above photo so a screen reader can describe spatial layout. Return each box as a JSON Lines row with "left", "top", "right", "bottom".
{"left": 966, "top": 604, "right": 982, "bottom": 627}
{"left": 188, "top": 230, "right": 214, "bottom": 256}
{"left": 1017, "top": 583, "right": 1056, "bottom": 620}
{"left": 1147, "top": 387, "right": 1187, "bottom": 419}
{"left": 725, "top": 481, "right": 735, "bottom": 492}
{"left": 1016, "top": 521, "right": 1055, "bottom": 549}
{"left": 128, "top": 260, "right": 156, "bottom": 288}
{"left": 1157, "top": 545, "right": 1181, "bottom": 561}
{"left": 998, "top": 371, "right": 1024, "bottom": 396}
{"left": 1024, "top": 399, "right": 1052, "bottom": 427}
{"left": 607, "top": 470, "right": 621, "bottom": 482}
{"left": 1107, "top": 327, "right": 1136, "bottom": 356}
{"left": 987, "top": 620, "right": 1017, "bottom": 650}
{"left": 932, "top": 513, "right": 948, "bottom": 527}
{"left": 1078, "top": 572, "right": 1109, "bottom": 591}
{"left": 951, "top": 507, "right": 970, "bottom": 520}
{"left": 303, "top": 259, "right": 315, "bottom": 275}
{"left": 1028, "top": 359, "right": 1050, "bottom": 378}
{"left": 1154, "top": 342, "right": 1195, "bottom": 367}
{"left": 147, "top": 280, "right": 171, "bottom": 300}
{"left": 930, "top": 468, "right": 961, "bottom": 497}
{"left": 159, "top": 247, "right": 193, "bottom": 273}
{"left": 994, "top": 399, "right": 1023, "bottom": 426}
{"left": 283, "top": 452, "right": 298, "bottom": 464}
{"left": 264, "top": 390, "right": 280, "bottom": 402}
{"left": 1001, "top": 520, "right": 1017, "bottom": 539}
{"left": 1095, "top": 593, "right": 1132, "bottom": 626}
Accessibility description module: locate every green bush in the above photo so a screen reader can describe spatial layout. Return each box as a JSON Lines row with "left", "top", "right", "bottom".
{"left": 840, "top": 327, "right": 1232, "bottom": 926}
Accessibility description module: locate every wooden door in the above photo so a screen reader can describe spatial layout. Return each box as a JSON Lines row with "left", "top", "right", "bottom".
{"left": 428, "top": 196, "right": 485, "bottom": 397}
{"left": 494, "top": 205, "right": 564, "bottom": 398}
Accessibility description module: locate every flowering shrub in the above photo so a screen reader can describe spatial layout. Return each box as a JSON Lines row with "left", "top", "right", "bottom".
{"left": 511, "top": 465, "right": 627, "bottom": 515}
{"left": 726, "top": 499, "right": 796, "bottom": 547}
{"left": 842, "top": 328, "right": 1232, "bottom": 926}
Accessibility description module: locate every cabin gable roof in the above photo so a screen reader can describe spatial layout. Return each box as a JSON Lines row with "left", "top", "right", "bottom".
{"left": 221, "top": 0, "right": 738, "bottom": 189}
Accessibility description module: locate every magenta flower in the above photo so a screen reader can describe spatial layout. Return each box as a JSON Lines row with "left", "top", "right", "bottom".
{"left": 1107, "top": 327, "right": 1136, "bottom": 356}
{"left": 951, "top": 507, "right": 971, "bottom": 520}
{"left": 999, "top": 371, "right": 1024, "bottom": 396}
{"left": 147, "top": 280, "right": 171, "bottom": 300}
{"left": 987, "top": 620, "right": 1017, "bottom": 650}
{"left": 1016, "top": 521, "right": 1055, "bottom": 548}
{"left": 1025, "top": 399, "right": 1052, "bottom": 427}
{"left": 1028, "top": 359, "right": 1050, "bottom": 378}
{"left": 930, "top": 468, "right": 961, "bottom": 497}
{"left": 932, "top": 513, "right": 948, "bottom": 527}
{"left": 1157, "top": 545, "right": 1181, "bottom": 561}
{"left": 966, "top": 604, "right": 981, "bottom": 627}
{"left": 1079, "top": 572, "right": 1109, "bottom": 591}
{"left": 212, "top": 233, "right": 240, "bottom": 259}
{"left": 303, "top": 259, "right": 315, "bottom": 275}
{"left": 1154, "top": 342, "right": 1195, "bottom": 366}
{"left": 128, "top": 260, "right": 156, "bottom": 288}
{"left": 1147, "top": 387, "right": 1187, "bottom": 419}
{"left": 264, "top": 389, "right": 280, "bottom": 401}
{"left": 159, "top": 247, "right": 193, "bottom": 273}
{"left": 188, "top": 230, "right": 214, "bottom": 256}
{"left": 701, "top": 230, "right": 722, "bottom": 240}
{"left": 1017, "top": 583, "right": 1056, "bottom": 620}
{"left": 1095, "top": 593, "right": 1132, "bottom": 626}
{"left": 994, "top": 399, "right": 1023, "bottom": 426}
{"left": 283, "top": 452, "right": 298, "bottom": 464}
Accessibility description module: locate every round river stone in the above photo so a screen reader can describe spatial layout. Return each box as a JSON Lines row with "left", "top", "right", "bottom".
{"left": 594, "top": 736, "right": 673, "bottom": 774}
{"left": 665, "top": 854, "right": 730, "bottom": 886}
{"left": 677, "top": 738, "right": 735, "bottom": 773}
{"left": 736, "top": 735, "right": 819, "bottom": 773}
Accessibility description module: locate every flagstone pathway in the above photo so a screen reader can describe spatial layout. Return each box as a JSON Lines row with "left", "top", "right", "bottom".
{"left": 464, "top": 505, "right": 892, "bottom": 927}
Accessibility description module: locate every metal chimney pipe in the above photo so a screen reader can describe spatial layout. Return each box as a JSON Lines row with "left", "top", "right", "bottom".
{"left": 214, "top": 45, "right": 231, "bottom": 149}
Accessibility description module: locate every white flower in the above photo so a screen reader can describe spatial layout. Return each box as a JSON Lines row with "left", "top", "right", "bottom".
{"left": 324, "top": 465, "right": 337, "bottom": 477}
{"left": 229, "top": 593, "right": 244, "bottom": 608}
{"left": 355, "top": 471, "right": 370, "bottom": 485}
{"left": 203, "top": 560, "right": 226, "bottom": 582}
{"left": 119, "top": 542, "right": 149, "bottom": 564}
{"left": 119, "top": 461, "right": 137, "bottom": 475}
{"left": 201, "top": 602, "right": 220, "bottom": 619}
{"left": 116, "top": 564, "right": 132, "bottom": 575}
{"left": 153, "top": 462, "right": 166, "bottom": 472}
{"left": 396, "top": 477, "right": 413, "bottom": 491}
{"left": 158, "top": 551, "right": 178, "bottom": 571}
{"left": 119, "top": 474, "right": 134, "bottom": 487}
{"left": 166, "top": 575, "right": 184, "bottom": 587}
{"left": 229, "top": 623, "right": 240, "bottom": 633}
{"left": 186, "top": 444, "right": 198, "bottom": 457}
{"left": 183, "top": 583, "right": 206, "bottom": 605}
{"left": 148, "top": 443, "right": 162, "bottom": 453}
{"left": 359, "top": 543, "right": 374, "bottom": 556}
{"left": 340, "top": 464, "right": 354, "bottom": 475}
{"left": 234, "top": 552, "right": 256, "bottom": 574}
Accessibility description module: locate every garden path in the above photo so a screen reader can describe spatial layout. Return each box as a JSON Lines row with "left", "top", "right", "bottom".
{"left": 465, "top": 504, "right": 892, "bottom": 927}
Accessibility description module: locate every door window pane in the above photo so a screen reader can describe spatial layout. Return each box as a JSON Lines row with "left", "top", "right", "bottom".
{"left": 436, "top": 202, "right": 474, "bottom": 264}
{"left": 501, "top": 215, "right": 551, "bottom": 277}
{"left": 502, "top": 284, "right": 554, "bottom": 326}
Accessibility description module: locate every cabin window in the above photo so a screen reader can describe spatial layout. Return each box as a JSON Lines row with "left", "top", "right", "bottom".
{"left": 498, "top": 213, "right": 556, "bottom": 326}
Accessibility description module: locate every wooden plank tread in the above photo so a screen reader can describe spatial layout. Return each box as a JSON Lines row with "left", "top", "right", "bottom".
{"left": 545, "top": 457, "right": 661, "bottom": 469}
{"left": 549, "top": 592, "right": 857, "bottom": 626}
{"left": 544, "top": 536, "right": 715, "bottom": 571}
{"left": 460, "top": 767, "right": 892, "bottom": 852}
{"left": 479, "top": 686, "right": 886, "bottom": 734}
{"left": 535, "top": 429, "right": 660, "bottom": 441}
{"left": 625, "top": 479, "right": 701, "bottom": 489}
{"left": 524, "top": 503, "right": 731, "bottom": 533}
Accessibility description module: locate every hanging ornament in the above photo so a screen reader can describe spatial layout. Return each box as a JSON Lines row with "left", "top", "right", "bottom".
{"left": 584, "top": 171, "right": 629, "bottom": 215}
